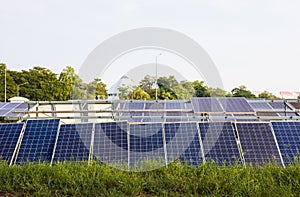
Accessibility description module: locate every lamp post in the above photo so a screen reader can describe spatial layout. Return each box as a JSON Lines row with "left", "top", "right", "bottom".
{"left": 155, "top": 53, "right": 162, "bottom": 100}
{"left": 17, "top": 82, "right": 29, "bottom": 97}
{"left": 4, "top": 67, "right": 6, "bottom": 102}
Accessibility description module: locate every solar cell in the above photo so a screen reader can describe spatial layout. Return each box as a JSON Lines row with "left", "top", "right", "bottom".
{"left": 272, "top": 122, "right": 300, "bottom": 165}
{"left": 129, "top": 123, "right": 165, "bottom": 169}
{"left": 218, "top": 98, "right": 255, "bottom": 113}
{"left": 191, "top": 97, "right": 223, "bottom": 113}
{"left": 0, "top": 123, "right": 24, "bottom": 164}
{"left": 52, "top": 123, "right": 93, "bottom": 162}
{"left": 93, "top": 122, "right": 128, "bottom": 166}
{"left": 164, "top": 122, "right": 203, "bottom": 166}
{"left": 199, "top": 122, "right": 241, "bottom": 165}
{"left": 236, "top": 122, "right": 283, "bottom": 166}
{"left": 16, "top": 119, "right": 60, "bottom": 163}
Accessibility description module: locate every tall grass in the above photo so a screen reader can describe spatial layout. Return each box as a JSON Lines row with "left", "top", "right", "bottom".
{"left": 1, "top": 161, "right": 300, "bottom": 196}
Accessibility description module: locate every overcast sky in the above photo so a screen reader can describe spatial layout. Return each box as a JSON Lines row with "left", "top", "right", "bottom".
{"left": 1, "top": 0, "right": 300, "bottom": 94}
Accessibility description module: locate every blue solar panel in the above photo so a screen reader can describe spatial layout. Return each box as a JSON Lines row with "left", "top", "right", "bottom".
{"left": 129, "top": 123, "right": 165, "bottom": 169}
{"left": 52, "top": 123, "right": 93, "bottom": 162}
{"left": 199, "top": 122, "right": 241, "bottom": 165}
{"left": 0, "top": 102, "right": 28, "bottom": 117}
{"left": 272, "top": 122, "right": 300, "bottom": 165}
{"left": 0, "top": 123, "right": 24, "bottom": 163}
{"left": 236, "top": 122, "right": 283, "bottom": 166}
{"left": 218, "top": 98, "right": 255, "bottom": 113}
{"left": 16, "top": 119, "right": 60, "bottom": 163}
{"left": 249, "top": 102, "right": 272, "bottom": 110}
{"left": 164, "top": 122, "right": 203, "bottom": 166}
{"left": 165, "top": 101, "right": 186, "bottom": 122}
{"left": 143, "top": 102, "right": 164, "bottom": 122}
{"left": 93, "top": 122, "right": 128, "bottom": 165}
{"left": 126, "top": 102, "right": 145, "bottom": 122}
{"left": 81, "top": 101, "right": 89, "bottom": 122}
{"left": 191, "top": 97, "right": 223, "bottom": 113}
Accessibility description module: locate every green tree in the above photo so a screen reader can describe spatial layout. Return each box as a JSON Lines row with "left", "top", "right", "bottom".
{"left": 57, "top": 66, "right": 76, "bottom": 101}
{"left": 20, "top": 66, "right": 60, "bottom": 101}
{"left": 118, "top": 84, "right": 133, "bottom": 100}
{"left": 258, "top": 91, "right": 277, "bottom": 99}
{"left": 231, "top": 85, "right": 256, "bottom": 98}
{"left": 192, "top": 80, "right": 210, "bottom": 97}
{"left": 157, "top": 82, "right": 177, "bottom": 100}
{"left": 131, "top": 87, "right": 150, "bottom": 100}
{"left": 209, "top": 87, "right": 232, "bottom": 97}
{"left": 0, "top": 64, "right": 17, "bottom": 101}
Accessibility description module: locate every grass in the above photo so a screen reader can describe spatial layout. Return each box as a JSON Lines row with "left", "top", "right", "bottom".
{"left": 1, "top": 161, "right": 300, "bottom": 196}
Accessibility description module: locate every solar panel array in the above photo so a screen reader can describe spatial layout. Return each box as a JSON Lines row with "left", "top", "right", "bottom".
{"left": 236, "top": 122, "right": 283, "bottom": 166}
{"left": 272, "top": 122, "right": 300, "bottom": 166}
{"left": 0, "top": 102, "right": 28, "bottom": 117}
{"left": 0, "top": 123, "right": 24, "bottom": 163}
{"left": 2, "top": 117, "right": 300, "bottom": 168}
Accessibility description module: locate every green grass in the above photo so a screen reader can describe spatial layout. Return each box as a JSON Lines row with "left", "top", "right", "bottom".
{"left": 1, "top": 161, "right": 300, "bottom": 196}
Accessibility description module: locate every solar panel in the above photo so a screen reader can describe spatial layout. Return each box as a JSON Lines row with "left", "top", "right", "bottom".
{"left": 199, "top": 122, "right": 241, "bottom": 165}
{"left": 129, "top": 123, "right": 165, "bottom": 169}
{"left": 81, "top": 101, "right": 89, "bottom": 122}
{"left": 165, "top": 101, "right": 186, "bottom": 122}
{"left": 236, "top": 122, "right": 283, "bottom": 166}
{"left": 52, "top": 123, "right": 93, "bottom": 162}
{"left": 249, "top": 102, "right": 272, "bottom": 110}
{"left": 269, "top": 102, "right": 296, "bottom": 117}
{"left": 125, "top": 102, "right": 145, "bottom": 122}
{"left": 143, "top": 102, "right": 165, "bottom": 122}
{"left": 0, "top": 123, "right": 24, "bottom": 164}
{"left": 164, "top": 122, "right": 203, "bottom": 166}
{"left": 191, "top": 97, "right": 223, "bottom": 113}
{"left": 218, "top": 98, "right": 255, "bottom": 113}
{"left": 0, "top": 102, "right": 28, "bottom": 117}
{"left": 93, "top": 122, "right": 128, "bottom": 166}
{"left": 272, "top": 122, "right": 300, "bottom": 165}
{"left": 16, "top": 119, "right": 60, "bottom": 163}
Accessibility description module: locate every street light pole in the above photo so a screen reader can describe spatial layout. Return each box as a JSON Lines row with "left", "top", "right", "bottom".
{"left": 155, "top": 53, "right": 162, "bottom": 100}
{"left": 4, "top": 67, "right": 6, "bottom": 102}
{"left": 17, "top": 82, "right": 29, "bottom": 97}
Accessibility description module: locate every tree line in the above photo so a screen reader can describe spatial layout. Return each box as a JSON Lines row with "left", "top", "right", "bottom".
{"left": 0, "top": 63, "right": 277, "bottom": 102}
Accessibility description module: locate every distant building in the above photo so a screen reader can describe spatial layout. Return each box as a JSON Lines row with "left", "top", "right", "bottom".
{"left": 107, "top": 75, "right": 129, "bottom": 100}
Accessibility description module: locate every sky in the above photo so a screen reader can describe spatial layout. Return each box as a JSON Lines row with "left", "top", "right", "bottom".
{"left": 1, "top": 0, "right": 300, "bottom": 94}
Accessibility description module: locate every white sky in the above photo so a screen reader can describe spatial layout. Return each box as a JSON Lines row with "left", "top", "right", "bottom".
{"left": 1, "top": 0, "right": 300, "bottom": 94}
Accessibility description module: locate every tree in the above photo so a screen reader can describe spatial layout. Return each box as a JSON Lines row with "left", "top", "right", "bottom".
{"left": 0, "top": 64, "right": 17, "bottom": 101}
{"left": 192, "top": 80, "right": 210, "bottom": 97}
{"left": 57, "top": 66, "right": 77, "bottom": 100}
{"left": 209, "top": 87, "right": 232, "bottom": 97}
{"left": 118, "top": 84, "right": 133, "bottom": 100}
{"left": 89, "top": 78, "right": 107, "bottom": 99}
{"left": 231, "top": 85, "right": 256, "bottom": 98}
{"left": 131, "top": 87, "right": 150, "bottom": 100}
{"left": 157, "top": 82, "right": 177, "bottom": 100}
{"left": 258, "top": 91, "right": 277, "bottom": 99}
